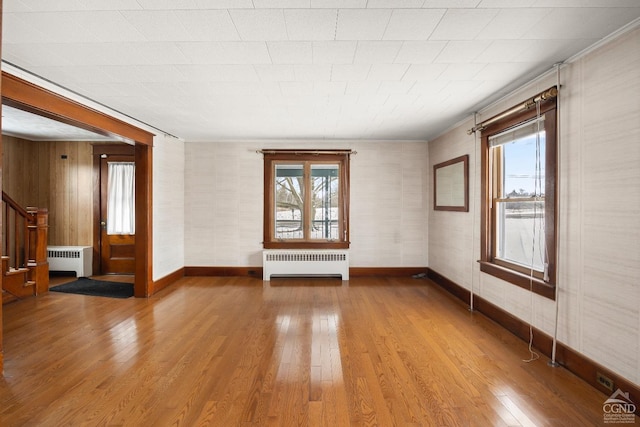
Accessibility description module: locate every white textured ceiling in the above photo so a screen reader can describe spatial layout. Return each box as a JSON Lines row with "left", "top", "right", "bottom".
{"left": 2, "top": 105, "right": 125, "bottom": 141}
{"left": 2, "top": 1, "right": 640, "bottom": 142}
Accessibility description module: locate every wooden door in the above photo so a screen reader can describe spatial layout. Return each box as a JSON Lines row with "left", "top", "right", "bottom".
{"left": 100, "top": 155, "right": 135, "bottom": 274}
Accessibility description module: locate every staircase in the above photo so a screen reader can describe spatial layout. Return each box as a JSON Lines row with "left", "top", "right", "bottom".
{"left": 2, "top": 191, "right": 49, "bottom": 305}
{"left": 2, "top": 256, "right": 35, "bottom": 301}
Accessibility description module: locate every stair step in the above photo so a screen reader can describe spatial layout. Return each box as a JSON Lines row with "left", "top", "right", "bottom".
{"left": 6, "top": 267, "right": 30, "bottom": 276}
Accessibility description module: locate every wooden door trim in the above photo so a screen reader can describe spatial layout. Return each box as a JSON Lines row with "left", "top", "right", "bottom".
{"left": 2, "top": 73, "right": 154, "bottom": 298}
{"left": 92, "top": 145, "right": 135, "bottom": 276}
{"left": 1, "top": 0, "right": 5, "bottom": 373}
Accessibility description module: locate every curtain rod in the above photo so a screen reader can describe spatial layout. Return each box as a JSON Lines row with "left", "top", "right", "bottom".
{"left": 467, "top": 86, "right": 558, "bottom": 135}
{"left": 257, "top": 149, "right": 356, "bottom": 155}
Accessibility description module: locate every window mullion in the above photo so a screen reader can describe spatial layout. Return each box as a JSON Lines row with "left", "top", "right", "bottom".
{"left": 303, "top": 162, "right": 312, "bottom": 241}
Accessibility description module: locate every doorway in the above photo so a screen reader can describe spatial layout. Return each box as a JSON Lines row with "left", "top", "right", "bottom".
{"left": 3, "top": 72, "right": 154, "bottom": 298}
{"left": 94, "top": 145, "right": 136, "bottom": 275}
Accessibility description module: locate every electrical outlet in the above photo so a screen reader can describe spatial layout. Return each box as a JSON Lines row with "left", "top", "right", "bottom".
{"left": 597, "top": 372, "right": 613, "bottom": 391}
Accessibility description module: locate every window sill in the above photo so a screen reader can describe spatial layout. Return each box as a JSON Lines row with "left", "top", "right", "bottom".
{"left": 264, "top": 241, "right": 350, "bottom": 250}
{"left": 479, "top": 261, "right": 555, "bottom": 300}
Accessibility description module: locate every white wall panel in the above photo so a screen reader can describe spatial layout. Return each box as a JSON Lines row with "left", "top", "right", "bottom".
{"left": 153, "top": 134, "right": 185, "bottom": 281}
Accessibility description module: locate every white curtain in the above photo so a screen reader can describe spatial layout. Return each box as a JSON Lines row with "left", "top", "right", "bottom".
{"left": 107, "top": 162, "right": 135, "bottom": 235}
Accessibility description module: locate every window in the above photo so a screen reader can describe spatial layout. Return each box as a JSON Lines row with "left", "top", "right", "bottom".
{"left": 480, "top": 96, "right": 557, "bottom": 299}
{"left": 263, "top": 150, "right": 350, "bottom": 249}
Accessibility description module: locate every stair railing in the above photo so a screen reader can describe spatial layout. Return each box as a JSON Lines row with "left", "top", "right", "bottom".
{"left": 2, "top": 191, "right": 49, "bottom": 294}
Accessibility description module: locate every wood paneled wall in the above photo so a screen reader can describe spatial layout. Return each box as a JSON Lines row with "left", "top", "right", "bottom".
{"left": 2, "top": 136, "right": 94, "bottom": 246}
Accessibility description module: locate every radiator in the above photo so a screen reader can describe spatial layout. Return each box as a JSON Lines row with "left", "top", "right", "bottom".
{"left": 263, "top": 250, "right": 349, "bottom": 281}
{"left": 47, "top": 246, "right": 93, "bottom": 277}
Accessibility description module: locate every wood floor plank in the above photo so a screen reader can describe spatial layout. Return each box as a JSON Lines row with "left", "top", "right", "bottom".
{"left": 0, "top": 276, "right": 633, "bottom": 426}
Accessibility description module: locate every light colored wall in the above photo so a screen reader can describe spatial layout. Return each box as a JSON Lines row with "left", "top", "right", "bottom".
{"left": 152, "top": 134, "right": 185, "bottom": 281}
{"left": 428, "top": 27, "right": 640, "bottom": 385}
{"left": 184, "top": 140, "right": 429, "bottom": 268}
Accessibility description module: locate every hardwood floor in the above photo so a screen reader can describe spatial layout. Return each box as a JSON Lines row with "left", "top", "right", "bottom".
{"left": 0, "top": 276, "right": 631, "bottom": 426}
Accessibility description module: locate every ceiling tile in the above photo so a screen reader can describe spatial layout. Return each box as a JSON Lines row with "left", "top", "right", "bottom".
{"left": 353, "top": 41, "right": 403, "bottom": 64}
{"left": 429, "top": 9, "right": 500, "bottom": 40}
{"left": 8, "top": 12, "right": 100, "bottom": 43}
{"left": 409, "top": 80, "right": 449, "bottom": 97}
{"left": 136, "top": 0, "right": 199, "bottom": 9}
{"left": 476, "top": 0, "right": 534, "bottom": 6}
{"left": 267, "top": 41, "right": 313, "bottom": 64}
{"left": 394, "top": 41, "right": 447, "bottom": 64}
{"left": 10, "top": 0, "right": 87, "bottom": 12}
{"left": 230, "top": 9, "right": 289, "bottom": 41}
{"left": 176, "top": 65, "right": 260, "bottom": 82}
{"left": 285, "top": 9, "right": 338, "bottom": 41}
{"left": 383, "top": 9, "right": 446, "bottom": 40}
{"left": 101, "top": 64, "right": 187, "bottom": 83}
{"left": 331, "top": 64, "right": 372, "bottom": 81}
{"left": 476, "top": 8, "right": 550, "bottom": 40}
{"left": 121, "top": 10, "right": 193, "bottom": 41}
{"left": 345, "top": 81, "right": 381, "bottom": 95}
{"left": 253, "top": 0, "right": 311, "bottom": 6}
{"left": 280, "top": 82, "right": 315, "bottom": 97}
{"left": 532, "top": 0, "right": 640, "bottom": 6}
{"left": 3, "top": 0, "right": 33, "bottom": 12}
{"left": 402, "top": 64, "right": 448, "bottom": 81}
{"left": 177, "top": 42, "right": 272, "bottom": 64}
{"left": 294, "top": 65, "right": 333, "bottom": 81}
{"left": 68, "top": 11, "right": 146, "bottom": 42}
{"left": 478, "top": 40, "right": 539, "bottom": 62}
{"left": 136, "top": 43, "right": 192, "bottom": 65}
{"left": 423, "top": 0, "right": 483, "bottom": 7}
{"left": 311, "top": 0, "right": 367, "bottom": 7}
{"left": 438, "top": 63, "right": 486, "bottom": 80}
{"left": 367, "top": 0, "right": 424, "bottom": 7}
{"left": 473, "top": 62, "right": 537, "bottom": 81}
{"left": 79, "top": 0, "right": 144, "bottom": 10}
{"left": 254, "top": 65, "right": 297, "bottom": 81}
{"left": 312, "top": 41, "right": 357, "bottom": 64}
{"left": 434, "top": 40, "right": 491, "bottom": 63}
{"left": 174, "top": 10, "right": 240, "bottom": 41}
{"left": 511, "top": 38, "right": 592, "bottom": 62}
{"left": 336, "top": 9, "right": 393, "bottom": 40}
{"left": 368, "top": 64, "right": 409, "bottom": 81}
{"left": 2, "top": 42, "right": 73, "bottom": 66}
{"left": 2, "top": 15, "right": 41, "bottom": 44}
{"left": 522, "top": 7, "right": 640, "bottom": 40}
{"left": 377, "top": 81, "right": 417, "bottom": 95}
{"left": 313, "top": 82, "right": 348, "bottom": 96}
{"left": 194, "top": 0, "right": 254, "bottom": 7}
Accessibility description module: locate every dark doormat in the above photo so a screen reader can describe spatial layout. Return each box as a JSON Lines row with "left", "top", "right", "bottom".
{"left": 50, "top": 277, "right": 134, "bottom": 299}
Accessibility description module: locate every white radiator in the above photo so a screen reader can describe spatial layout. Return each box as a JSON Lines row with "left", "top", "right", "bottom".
{"left": 263, "top": 250, "right": 349, "bottom": 281}
{"left": 47, "top": 246, "right": 93, "bottom": 277}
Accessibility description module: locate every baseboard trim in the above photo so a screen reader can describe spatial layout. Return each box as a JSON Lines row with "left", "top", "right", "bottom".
{"left": 151, "top": 267, "right": 185, "bottom": 295}
{"left": 350, "top": 267, "right": 428, "bottom": 277}
{"left": 183, "top": 266, "right": 427, "bottom": 279}
{"left": 184, "top": 266, "right": 263, "bottom": 279}
{"left": 426, "top": 267, "right": 640, "bottom": 415}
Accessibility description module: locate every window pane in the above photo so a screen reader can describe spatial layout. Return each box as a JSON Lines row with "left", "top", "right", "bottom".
{"left": 275, "top": 164, "right": 304, "bottom": 240}
{"left": 311, "top": 164, "right": 339, "bottom": 240}
{"left": 496, "top": 200, "right": 545, "bottom": 271}
{"left": 499, "top": 124, "right": 545, "bottom": 199}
